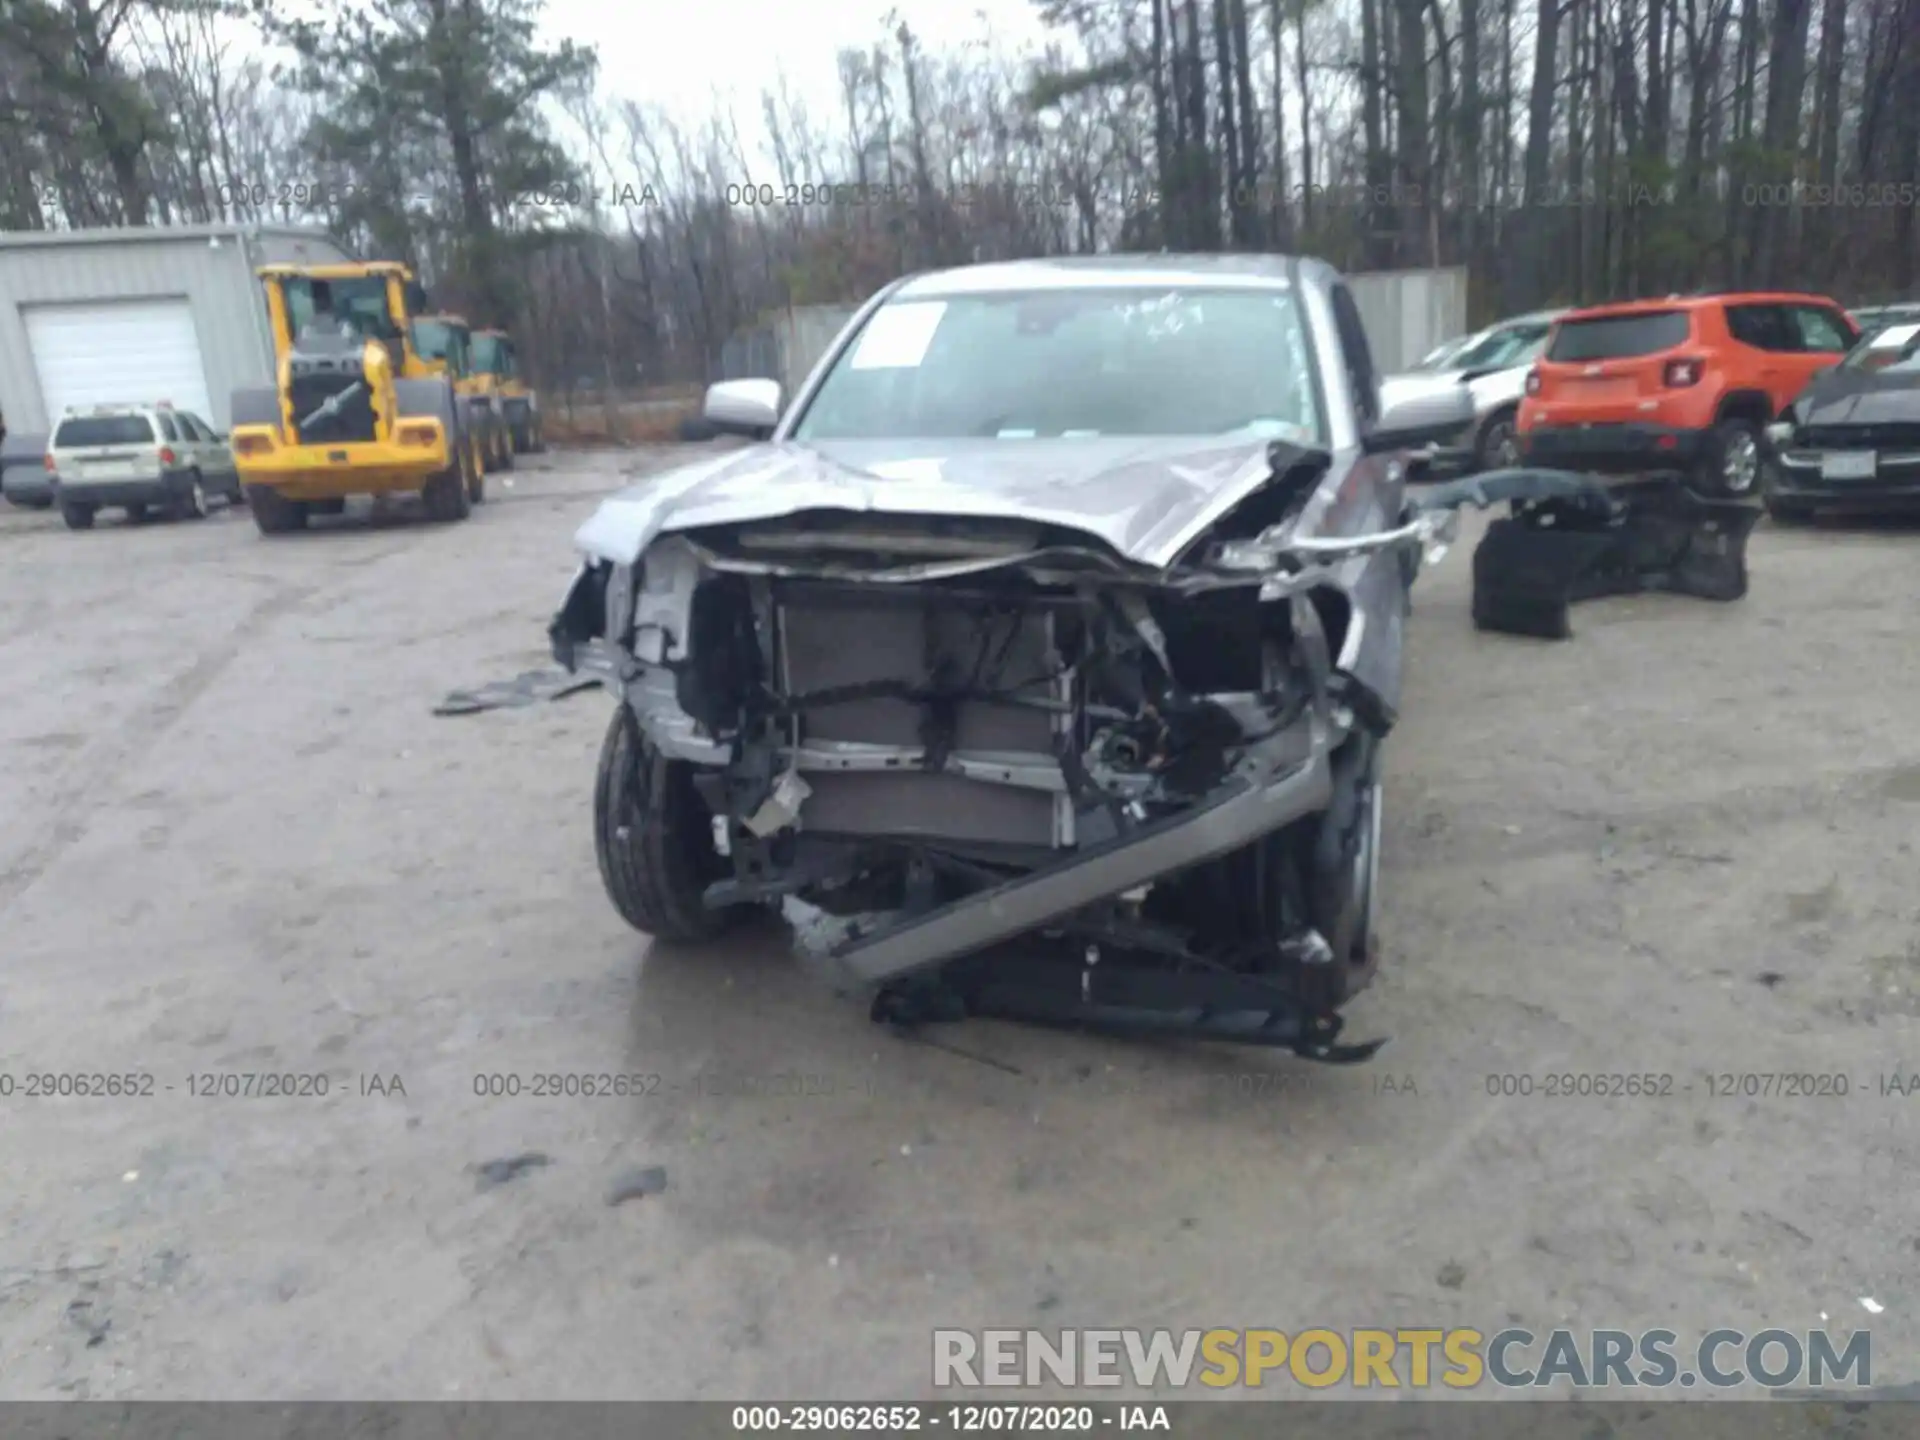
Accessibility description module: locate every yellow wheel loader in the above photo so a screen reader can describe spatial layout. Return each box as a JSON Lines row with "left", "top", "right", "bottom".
{"left": 472, "top": 329, "right": 545, "bottom": 454}
{"left": 411, "top": 312, "right": 512, "bottom": 481}
{"left": 227, "top": 262, "right": 483, "bottom": 534}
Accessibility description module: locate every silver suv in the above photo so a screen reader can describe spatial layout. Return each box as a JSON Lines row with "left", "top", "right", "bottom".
{"left": 1381, "top": 308, "right": 1567, "bottom": 473}
{"left": 47, "top": 403, "right": 242, "bottom": 530}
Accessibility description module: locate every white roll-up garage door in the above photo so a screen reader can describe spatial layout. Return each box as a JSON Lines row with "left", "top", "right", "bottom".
{"left": 25, "top": 299, "right": 214, "bottom": 423}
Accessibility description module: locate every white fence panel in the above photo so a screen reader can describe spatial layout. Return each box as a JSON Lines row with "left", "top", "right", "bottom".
{"left": 1348, "top": 267, "right": 1470, "bottom": 373}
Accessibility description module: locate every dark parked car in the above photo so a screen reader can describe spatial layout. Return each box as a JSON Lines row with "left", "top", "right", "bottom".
{"left": 550, "top": 255, "right": 1477, "bottom": 1059}
{"left": 1, "top": 429, "right": 53, "bottom": 509}
{"left": 1763, "top": 318, "right": 1920, "bottom": 520}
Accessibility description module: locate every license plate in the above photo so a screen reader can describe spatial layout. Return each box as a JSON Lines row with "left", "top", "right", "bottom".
{"left": 1571, "top": 378, "right": 1636, "bottom": 403}
{"left": 1819, "top": 450, "right": 1877, "bottom": 480}
{"left": 328, "top": 450, "right": 348, "bottom": 463}
{"left": 84, "top": 461, "right": 134, "bottom": 480}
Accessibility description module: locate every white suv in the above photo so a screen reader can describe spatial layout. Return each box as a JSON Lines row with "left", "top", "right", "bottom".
{"left": 46, "top": 403, "right": 243, "bottom": 530}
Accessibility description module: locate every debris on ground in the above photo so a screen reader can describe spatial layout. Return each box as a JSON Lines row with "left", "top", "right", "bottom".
{"left": 473, "top": 1153, "right": 551, "bottom": 1191}
{"left": 606, "top": 1165, "right": 669, "bottom": 1207}
{"left": 434, "top": 669, "right": 597, "bottom": 716}
{"left": 65, "top": 1298, "right": 110, "bottom": 1347}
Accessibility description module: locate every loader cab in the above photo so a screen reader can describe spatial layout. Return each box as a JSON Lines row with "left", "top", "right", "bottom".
{"left": 257, "top": 262, "right": 433, "bottom": 377}
{"left": 410, "top": 314, "right": 475, "bottom": 380}
{"left": 471, "top": 330, "right": 519, "bottom": 386}
{"left": 263, "top": 268, "right": 406, "bottom": 377}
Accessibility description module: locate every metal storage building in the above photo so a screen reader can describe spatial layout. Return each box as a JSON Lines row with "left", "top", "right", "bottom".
{"left": 0, "top": 223, "right": 354, "bottom": 437}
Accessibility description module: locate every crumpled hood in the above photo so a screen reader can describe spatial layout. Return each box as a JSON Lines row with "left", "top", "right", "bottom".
{"left": 1796, "top": 374, "right": 1920, "bottom": 426}
{"left": 573, "top": 435, "right": 1299, "bottom": 571}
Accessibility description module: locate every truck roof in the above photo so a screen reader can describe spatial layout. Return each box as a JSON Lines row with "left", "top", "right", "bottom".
{"left": 257, "top": 261, "right": 413, "bottom": 280}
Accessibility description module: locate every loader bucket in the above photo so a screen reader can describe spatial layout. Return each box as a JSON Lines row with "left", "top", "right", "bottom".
{"left": 1417, "top": 470, "right": 1760, "bottom": 640}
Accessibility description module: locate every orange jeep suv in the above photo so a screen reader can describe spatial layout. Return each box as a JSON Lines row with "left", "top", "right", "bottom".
{"left": 1516, "top": 292, "right": 1859, "bottom": 496}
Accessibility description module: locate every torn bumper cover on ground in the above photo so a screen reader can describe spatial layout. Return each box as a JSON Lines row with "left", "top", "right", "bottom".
{"left": 1419, "top": 469, "right": 1759, "bottom": 640}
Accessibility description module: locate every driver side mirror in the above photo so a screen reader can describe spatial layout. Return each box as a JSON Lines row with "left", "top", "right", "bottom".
{"left": 1364, "top": 385, "right": 1477, "bottom": 455}
{"left": 704, "top": 378, "right": 782, "bottom": 439}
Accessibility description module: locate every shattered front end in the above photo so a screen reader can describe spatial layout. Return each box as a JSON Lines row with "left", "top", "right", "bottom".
{"left": 552, "top": 507, "right": 1453, "bottom": 1061}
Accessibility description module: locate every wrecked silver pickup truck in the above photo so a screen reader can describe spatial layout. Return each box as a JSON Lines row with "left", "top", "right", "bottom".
{"left": 551, "top": 256, "right": 1483, "bottom": 1060}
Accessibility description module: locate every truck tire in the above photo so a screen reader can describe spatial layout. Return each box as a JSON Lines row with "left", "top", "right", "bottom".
{"left": 422, "top": 443, "right": 472, "bottom": 522}
{"left": 394, "top": 378, "right": 459, "bottom": 429}
{"left": 1142, "top": 736, "right": 1381, "bottom": 1014}
{"left": 1474, "top": 406, "right": 1522, "bottom": 471}
{"left": 175, "top": 472, "right": 209, "bottom": 520}
{"left": 247, "top": 484, "right": 308, "bottom": 534}
{"left": 593, "top": 705, "right": 735, "bottom": 943}
{"left": 397, "top": 379, "right": 471, "bottom": 521}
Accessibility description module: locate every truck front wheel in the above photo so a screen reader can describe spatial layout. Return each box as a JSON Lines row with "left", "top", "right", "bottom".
{"left": 593, "top": 706, "right": 735, "bottom": 944}
{"left": 423, "top": 445, "right": 473, "bottom": 522}
{"left": 246, "top": 484, "right": 308, "bottom": 534}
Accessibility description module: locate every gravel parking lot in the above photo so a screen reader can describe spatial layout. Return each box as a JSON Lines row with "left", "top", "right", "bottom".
{"left": 1, "top": 449, "right": 1916, "bottom": 1400}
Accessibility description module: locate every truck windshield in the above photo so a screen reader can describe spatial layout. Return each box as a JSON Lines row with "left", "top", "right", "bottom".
{"left": 412, "top": 320, "right": 458, "bottom": 360}
{"left": 280, "top": 276, "right": 399, "bottom": 339}
{"left": 792, "top": 287, "right": 1323, "bottom": 444}
{"left": 471, "top": 334, "right": 508, "bottom": 375}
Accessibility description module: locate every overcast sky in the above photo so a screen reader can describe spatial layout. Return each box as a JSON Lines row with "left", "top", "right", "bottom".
{"left": 539, "top": 0, "right": 1055, "bottom": 146}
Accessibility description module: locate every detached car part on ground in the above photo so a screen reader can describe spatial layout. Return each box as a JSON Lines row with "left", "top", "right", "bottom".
{"left": 1761, "top": 319, "right": 1920, "bottom": 520}
{"left": 550, "top": 258, "right": 1750, "bottom": 1060}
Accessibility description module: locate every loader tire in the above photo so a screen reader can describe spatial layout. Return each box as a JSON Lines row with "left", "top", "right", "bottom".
{"left": 247, "top": 484, "right": 308, "bottom": 534}
{"left": 422, "top": 448, "right": 471, "bottom": 522}
{"left": 593, "top": 705, "right": 734, "bottom": 944}
{"left": 468, "top": 435, "right": 487, "bottom": 504}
